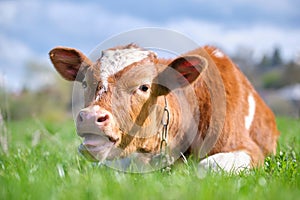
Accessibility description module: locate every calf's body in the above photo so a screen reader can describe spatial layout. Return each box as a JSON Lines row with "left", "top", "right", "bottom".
{"left": 49, "top": 44, "right": 279, "bottom": 172}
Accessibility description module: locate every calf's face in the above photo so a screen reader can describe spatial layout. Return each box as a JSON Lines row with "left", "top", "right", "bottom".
{"left": 49, "top": 45, "right": 207, "bottom": 162}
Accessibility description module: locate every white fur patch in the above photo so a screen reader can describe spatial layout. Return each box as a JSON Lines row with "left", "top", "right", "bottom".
{"left": 212, "top": 49, "right": 224, "bottom": 58}
{"left": 99, "top": 48, "right": 150, "bottom": 89}
{"left": 198, "top": 151, "right": 251, "bottom": 173}
{"left": 245, "top": 94, "right": 256, "bottom": 130}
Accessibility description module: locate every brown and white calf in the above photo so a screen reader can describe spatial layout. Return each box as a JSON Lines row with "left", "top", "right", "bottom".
{"left": 49, "top": 44, "right": 280, "bottom": 172}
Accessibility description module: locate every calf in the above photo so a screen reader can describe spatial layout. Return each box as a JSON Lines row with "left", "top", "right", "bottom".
{"left": 49, "top": 44, "right": 280, "bottom": 172}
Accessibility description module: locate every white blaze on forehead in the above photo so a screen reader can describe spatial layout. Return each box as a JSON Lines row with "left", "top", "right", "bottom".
{"left": 245, "top": 93, "right": 256, "bottom": 130}
{"left": 99, "top": 48, "right": 151, "bottom": 89}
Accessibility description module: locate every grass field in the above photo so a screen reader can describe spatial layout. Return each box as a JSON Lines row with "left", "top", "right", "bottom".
{"left": 0, "top": 117, "right": 299, "bottom": 200}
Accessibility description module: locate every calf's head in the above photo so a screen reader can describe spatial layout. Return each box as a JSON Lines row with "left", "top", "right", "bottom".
{"left": 49, "top": 44, "right": 207, "bottom": 162}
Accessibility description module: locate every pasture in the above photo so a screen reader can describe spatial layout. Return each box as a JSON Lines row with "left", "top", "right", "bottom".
{"left": 0, "top": 117, "right": 299, "bottom": 200}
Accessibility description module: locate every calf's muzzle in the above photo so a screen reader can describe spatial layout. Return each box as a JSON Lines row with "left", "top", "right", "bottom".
{"left": 76, "top": 105, "right": 113, "bottom": 138}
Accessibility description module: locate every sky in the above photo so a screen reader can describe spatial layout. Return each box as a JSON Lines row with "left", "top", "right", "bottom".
{"left": 0, "top": 0, "right": 300, "bottom": 91}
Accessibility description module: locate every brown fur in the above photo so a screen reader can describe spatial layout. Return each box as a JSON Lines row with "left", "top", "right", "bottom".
{"left": 188, "top": 46, "right": 280, "bottom": 165}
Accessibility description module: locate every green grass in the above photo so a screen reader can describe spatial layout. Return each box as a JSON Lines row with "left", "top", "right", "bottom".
{"left": 0, "top": 117, "right": 299, "bottom": 200}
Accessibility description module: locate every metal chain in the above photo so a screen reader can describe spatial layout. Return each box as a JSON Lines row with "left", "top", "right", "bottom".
{"left": 160, "top": 96, "right": 170, "bottom": 155}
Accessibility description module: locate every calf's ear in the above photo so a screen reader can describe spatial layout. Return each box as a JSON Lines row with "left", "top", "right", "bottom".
{"left": 169, "top": 55, "right": 207, "bottom": 84}
{"left": 49, "top": 47, "right": 92, "bottom": 81}
{"left": 156, "top": 55, "right": 208, "bottom": 95}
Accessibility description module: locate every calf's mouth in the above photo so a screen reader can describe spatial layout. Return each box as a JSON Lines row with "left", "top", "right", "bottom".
{"left": 78, "top": 133, "right": 117, "bottom": 162}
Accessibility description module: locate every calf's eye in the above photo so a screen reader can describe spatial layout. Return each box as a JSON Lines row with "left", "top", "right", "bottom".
{"left": 139, "top": 84, "right": 149, "bottom": 92}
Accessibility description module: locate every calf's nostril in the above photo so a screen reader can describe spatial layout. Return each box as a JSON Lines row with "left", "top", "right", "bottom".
{"left": 97, "top": 114, "right": 109, "bottom": 123}
{"left": 78, "top": 112, "right": 84, "bottom": 122}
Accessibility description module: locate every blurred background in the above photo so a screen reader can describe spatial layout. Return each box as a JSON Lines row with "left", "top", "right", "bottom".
{"left": 0, "top": 0, "right": 300, "bottom": 121}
